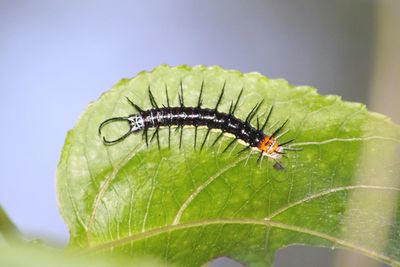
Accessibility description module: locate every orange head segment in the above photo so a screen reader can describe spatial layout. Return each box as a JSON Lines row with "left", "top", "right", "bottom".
{"left": 257, "top": 136, "right": 281, "bottom": 157}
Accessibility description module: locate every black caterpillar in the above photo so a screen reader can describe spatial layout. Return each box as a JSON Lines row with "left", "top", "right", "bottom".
{"left": 98, "top": 82, "right": 299, "bottom": 169}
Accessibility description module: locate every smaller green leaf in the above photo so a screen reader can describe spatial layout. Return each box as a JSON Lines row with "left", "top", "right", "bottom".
{"left": 0, "top": 243, "right": 167, "bottom": 267}
{"left": 0, "top": 205, "right": 20, "bottom": 244}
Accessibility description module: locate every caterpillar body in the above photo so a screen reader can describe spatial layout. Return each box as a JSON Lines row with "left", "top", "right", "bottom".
{"left": 98, "top": 82, "right": 299, "bottom": 170}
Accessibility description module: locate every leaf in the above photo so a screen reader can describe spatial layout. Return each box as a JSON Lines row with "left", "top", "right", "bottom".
{"left": 57, "top": 65, "right": 400, "bottom": 266}
{"left": 0, "top": 243, "right": 166, "bottom": 267}
{"left": 0, "top": 206, "right": 20, "bottom": 244}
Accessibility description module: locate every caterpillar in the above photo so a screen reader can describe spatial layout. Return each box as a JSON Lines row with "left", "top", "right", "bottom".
{"left": 98, "top": 82, "right": 299, "bottom": 170}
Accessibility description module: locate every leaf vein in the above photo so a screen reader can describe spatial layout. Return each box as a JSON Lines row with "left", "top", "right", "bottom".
{"left": 265, "top": 185, "right": 400, "bottom": 220}
{"left": 172, "top": 155, "right": 247, "bottom": 225}
{"left": 292, "top": 136, "right": 400, "bottom": 147}
{"left": 80, "top": 218, "right": 399, "bottom": 266}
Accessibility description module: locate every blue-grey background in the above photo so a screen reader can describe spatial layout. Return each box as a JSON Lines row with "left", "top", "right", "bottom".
{"left": 0, "top": 0, "right": 391, "bottom": 266}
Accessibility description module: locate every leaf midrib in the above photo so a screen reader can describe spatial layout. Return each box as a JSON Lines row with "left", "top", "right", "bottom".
{"left": 80, "top": 217, "right": 398, "bottom": 266}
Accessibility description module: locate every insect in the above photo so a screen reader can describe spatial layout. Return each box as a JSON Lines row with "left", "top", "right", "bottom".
{"left": 98, "top": 82, "right": 299, "bottom": 170}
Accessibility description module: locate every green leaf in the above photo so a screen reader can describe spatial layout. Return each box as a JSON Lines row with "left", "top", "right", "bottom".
{"left": 0, "top": 243, "right": 166, "bottom": 267}
{"left": 57, "top": 65, "right": 400, "bottom": 266}
{"left": 0, "top": 206, "right": 20, "bottom": 244}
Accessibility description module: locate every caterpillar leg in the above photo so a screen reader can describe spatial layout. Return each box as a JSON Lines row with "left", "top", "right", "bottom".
{"left": 244, "top": 150, "right": 253, "bottom": 166}
{"left": 214, "top": 81, "right": 226, "bottom": 111}
{"left": 163, "top": 84, "right": 172, "bottom": 149}
{"left": 282, "top": 146, "right": 303, "bottom": 151}
{"left": 148, "top": 86, "right": 159, "bottom": 108}
{"left": 194, "top": 126, "right": 198, "bottom": 149}
{"left": 197, "top": 80, "right": 204, "bottom": 108}
{"left": 150, "top": 126, "right": 161, "bottom": 150}
{"left": 279, "top": 139, "right": 294, "bottom": 146}
{"left": 200, "top": 128, "right": 211, "bottom": 151}
{"left": 228, "top": 88, "right": 243, "bottom": 115}
{"left": 257, "top": 151, "right": 263, "bottom": 163}
{"left": 259, "top": 106, "right": 273, "bottom": 131}
{"left": 164, "top": 84, "right": 170, "bottom": 107}
{"left": 236, "top": 145, "right": 251, "bottom": 156}
{"left": 279, "top": 139, "right": 303, "bottom": 151}
{"left": 245, "top": 101, "right": 264, "bottom": 123}
{"left": 126, "top": 97, "right": 144, "bottom": 113}
{"left": 179, "top": 126, "right": 184, "bottom": 149}
{"left": 178, "top": 81, "right": 185, "bottom": 107}
{"left": 211, "top": 131, "right": 224, "bottom": 147}
{"left": 156, "top": 129, "right": 161, "bottom": 150}
{"left": 271, "top": 119, "right": 289, "bottom": 138}
{"left": 222, "top": 138, "right": 237, "bottom": 153}
{"left": 273, "top": 160, "right": 284, "bottom": 170}
{"left": 143, "top": 129, "right": 149, "bottom": 147}
{"left": 276, "top": 129, "right": 290, "bottom": 140}
{"left": 168, "top": 126, "right": 171, "bottom": 149}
